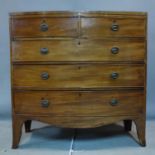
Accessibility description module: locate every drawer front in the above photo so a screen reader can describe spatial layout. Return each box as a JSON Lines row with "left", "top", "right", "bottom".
{"left": 14, "top": 90, "right": 144, "bottom": 116}
{"left": 11, "top": 17, "right": 78, "bottom": 37}
{"left": 12, "top": 39, "right": 145, "bottom": 62}
{"left": 13, "top": 64, "right": 144, "bottom": 89}
{"left": 81, "top": 18, "right": 146, "bottom": 38}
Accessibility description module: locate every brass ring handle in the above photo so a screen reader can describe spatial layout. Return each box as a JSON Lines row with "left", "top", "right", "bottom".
{"left": 110, "top": 99, "right": 118, "bottom": 106}
{"left": 111, "top": 47, "right": 119, "bottom": 54}
{"left": 111, "top": 72, "right": 119, "bottom": 79}
{"left": 111, "top": 23, "right": 119, "bottom": 31}
{"left": 41, "top": 72, "right": 49, "bottom": 80}
{"left": 40, "top": 23, "right": 48, "bottom": 32}
{"left": 40, "top": 99, "right": 49, "bottom": 108}
{"left": 40, "top": 48, "right": 49, "bottom": 55}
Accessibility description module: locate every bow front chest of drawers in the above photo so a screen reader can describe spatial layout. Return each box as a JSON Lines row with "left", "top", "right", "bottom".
{"left": 10, "top": 11, "right": 147, "bottom": 148}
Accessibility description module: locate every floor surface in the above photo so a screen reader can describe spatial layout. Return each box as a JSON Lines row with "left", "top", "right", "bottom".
{"left": 0, "top": 119, "right": 155, "bottom": 155}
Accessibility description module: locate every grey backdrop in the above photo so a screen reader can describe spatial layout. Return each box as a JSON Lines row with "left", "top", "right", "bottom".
{"left": 0, "top": 0, "right": 154, "bottom": 119}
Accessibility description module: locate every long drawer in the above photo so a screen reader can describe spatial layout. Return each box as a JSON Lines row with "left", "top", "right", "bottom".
{"left": 13, "top": 64, "right": 145, "bottom": 89}
{"left": 11, "top": 17, "right": 78, "bottom": 38}
{"left": 12, "top": 39, "right": 145, "bottom": 62}
{"left": 14, "top": 90, "right": 144, "bottom": 116}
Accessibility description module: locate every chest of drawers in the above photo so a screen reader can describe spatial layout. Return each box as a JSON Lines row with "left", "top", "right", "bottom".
{"left": 10, "top": 11, "right": 147, "bottom": 148}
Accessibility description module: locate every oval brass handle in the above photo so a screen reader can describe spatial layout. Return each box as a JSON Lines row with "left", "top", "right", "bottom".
{"left": 111, "top": 72, "right": 119, "bottom": 79}
{"left": 41, "top": 99, "right": 49, "bottom": 108}
{"left": 40, "top": 48, "right": 49, "bottom": 55}
{"left": 41, "top": 72, "right": 49, "bottom": 80}
{"left": 110, "top": 99, "right": 118, "bottom": 106}
{"left": 40, "top": 23, "right": 48, "bottom": 32}
{"left": 111, "top": 24, "right": 119, "bottom": 31}
{"left": 111, "top": 47, "right": 119, "bottom": 54}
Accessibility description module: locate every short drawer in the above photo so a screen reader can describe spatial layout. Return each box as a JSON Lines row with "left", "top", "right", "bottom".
{"left": 81, "top": 17, "right": 146, "bottom": 38}
{"left": 12, "top": 39, "right": 145, "bottom": 62}
{"left": 11, "top": 17, "right": 78, "bottom": 37}
{"left": 13, "top": 90, "right": 144, "bottom": 116}
{"left": 13, "top": 64, "right": 145, "bottom": 89}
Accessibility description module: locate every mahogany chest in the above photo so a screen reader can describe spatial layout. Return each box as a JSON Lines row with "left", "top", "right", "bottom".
{"left": 10, "top": 11, "right": 147, "bottom": 148}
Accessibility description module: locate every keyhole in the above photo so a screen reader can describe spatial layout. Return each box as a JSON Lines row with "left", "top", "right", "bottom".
{"left": 78, "top": 41, "right": 81, "bottom": 45}
{"left": 42, "top": 19, "right": 46, "bottom": 23}
{"left": 78, "top": 93, "right": 82, "bottom": 97}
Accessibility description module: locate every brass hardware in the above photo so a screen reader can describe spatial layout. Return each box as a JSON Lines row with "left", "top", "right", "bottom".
{"left": 40, "top": 23, "right": 48, "bottom": 32}
{"left": 78, "top": 93, "right": 82, "bottom": 96}
{"left": 41, "top": 72, "right": 49, "bottom": 80}
{"left": 111, "top": 72, "right": 119, "bottom": 79}
{"left": 40, "top": 48, "right": 49, "bottom": 54}
{"left": 111, "top": 47, "right": 119, "bottom": 54}
{"left": 41, "top": 99, "right": 49, "bottom": 108}
{"left": 78, "top": 66, "right": 81, "bottom": 70}
{"left": 110, "top": 99, "right": 118, "bottom": 106}
{"left": 111, "top": 23, "right": 119, "bottom": 31}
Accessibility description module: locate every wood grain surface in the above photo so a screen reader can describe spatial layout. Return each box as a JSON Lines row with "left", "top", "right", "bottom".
{"left": 81, "top": 18, "right": 145, "bottom": 38}
{"left": 12, "top": 39, "right": 145, "bottom": 62}
{"left": 10, "top": 11, "right": 147, "bottom": 148}
{"left": 14, "top": 90, "right": 144, "bottom": 116}
{"left": 13, "top": 64, "right": 145, "bottom": 89}
{"left": 11, "top": 17, "right": 78, "bottom": 38}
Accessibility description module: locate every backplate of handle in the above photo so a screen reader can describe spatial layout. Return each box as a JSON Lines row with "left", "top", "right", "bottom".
{"left": 41, "top": 72, "right": 49, "bottom": 80}
{"left": 111, "top": 23, "right": 119, "bottom": 31}
{"left": 40, "top": 99, "right": 49, "bottom": 108}
{"left": 110, "top": 99, "right": 118, "bottom": 106}
{"left": 40, "top": 23, "right": 48, "bottom": 32}
{"left": 111, "top": 72, "right": 119, "bottom": 79}
{"left": 111, "top": 47, "right": 119, "bottom": 54}
{"left": 40, "top": 48, "right": 49, "bottom": 54}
